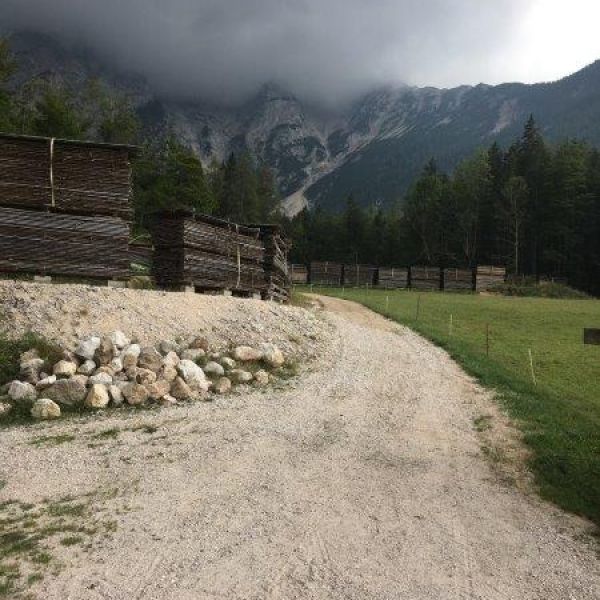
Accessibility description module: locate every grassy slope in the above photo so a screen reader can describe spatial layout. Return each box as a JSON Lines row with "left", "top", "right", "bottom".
{"left": 304, "top": 286, "right": 600, "bottom": 526}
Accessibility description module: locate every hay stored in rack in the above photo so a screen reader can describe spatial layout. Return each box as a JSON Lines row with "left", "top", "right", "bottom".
{"left": 378, "top": 267, "right": 409, "bottom": 289}
{"left": 309, "top": 261, "right": 342, "bottom": 286}
{"left": 343, "top": 264, "right": 377, "bottom": 287}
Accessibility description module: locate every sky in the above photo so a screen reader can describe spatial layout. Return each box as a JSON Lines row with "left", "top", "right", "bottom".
{"left": 1, "top": 0, "right": 600, "bottom": 107}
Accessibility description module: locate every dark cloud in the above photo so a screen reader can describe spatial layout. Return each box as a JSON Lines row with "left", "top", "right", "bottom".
{"left": 0, "top": 0, "right": 526, "bottom": 106}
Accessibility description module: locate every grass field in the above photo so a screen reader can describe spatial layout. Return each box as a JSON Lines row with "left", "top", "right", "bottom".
{"left": 300, "top": 285, "right": 600, "bottom": 527}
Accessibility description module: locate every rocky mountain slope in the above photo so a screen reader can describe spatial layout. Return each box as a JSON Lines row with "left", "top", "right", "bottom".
{"left": 6, "top": 31, "right": 600, "bottom": 213}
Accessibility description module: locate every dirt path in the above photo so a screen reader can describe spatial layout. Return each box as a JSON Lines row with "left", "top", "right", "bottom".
{"left": 2, "top": 297, "right": 600, "bottom": 599}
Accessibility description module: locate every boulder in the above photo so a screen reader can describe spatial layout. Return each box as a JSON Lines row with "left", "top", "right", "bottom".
{"left": 170, "top": 376, "right": 194, "bottom": 401}
{"left": 161, "top": 365, "right": 178, "bottom": 383}
{"left": 160, "top": 394, "right": 177, "bottom": 407}
{"left": 20, "top": 358, "right": 46, "bottom": 384}
{"left": 72, "top": 374, "right": 89, "bottom": 387}
{"left": 94, "top": 336, "right": 116, "bottom": 366}
{"left": 121, "top": 344, "right": 141, "bottom": 369}
{"left": 138, "top": 346, "right": 163, "bottom": 372}
{"left": 121, "top": 383, "right": 149, "bottom": 406}
{"left": 159, "top": 340, "right": 180, "bottom": 355}
{"left": 110, "top": 357, "right": 124, "bottom": 374}
{"left": 135, "top": 368, "right": 157, "bottom": 386}
{"left": 189, "top": 336, "right": 209, "bottom": 351}
{"left": 110, "top": 330, "right": 130, "bottom": 350}
{"left": 61, "top": 350, "right": 80, "bottom": 365}
{"left": 233, "top": 346, "right": 263, "bottom": 362}
{"left": 181, "top": 348, "right": 205, "bottom": 362}
{"left": 229, "top": 369, "right": 253, "bottom": 384}
{"left": 36, "top": 375, "right": 57, "bottom": 391}
{"left": 204, "top": 361, "right": 225, "bottom": 377}
{"left": 163, "top": 351, "right": 180, "bottom": 368}
{"left": 75, "top": 336, "right": 101, "bottom": 361}
{"left": 85, "top": 384, "right": 110, "bottom": 409}
{"left": 77, "top": 360, "right": 96, "bottom": 376}
{"left": 220, "top": 357, "right": 236, "bottom": 370}
{"left": 254, "top": 370, "right": 270, "bottom": 386}
{"left": 214, "top": 377, "right": 232, "bottom": 395}
{"left": 31, "top": 398, "right": 61, "bottom": 420}
{"left": 8, "top": 381, "right": 37, "bottom": 403}
{"left": 177, "top": 360, "right": 209, "bottom": 391}
{"left": 146, "top": 380, "right": 171, "bottom": 401}
{"left": 45, "top": 378, "right": 87, "bottom": 407}
{"left": 89, "top": 372, "right": 113, "bottom": 386}
{"left": 53, "top": 360, "right": 78, "bottom": 379}
{"left": 108, "top": 384, "right": 124, "bottom": 407}
{"left": 259, "top": 343, "right": 285, "bottom": 368}
{"left": 0, "top": 402, "right": 12, "bottom": 418}
{"left": 20, "top": 348, "right": 40, "bottom": 363}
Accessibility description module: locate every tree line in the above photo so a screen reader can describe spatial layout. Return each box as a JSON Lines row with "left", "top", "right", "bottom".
{"left": 0, "top": 37, "right": 280, "bottom": 233}
{"left": 284, "top": 117, "right": 600, "bottom": 296}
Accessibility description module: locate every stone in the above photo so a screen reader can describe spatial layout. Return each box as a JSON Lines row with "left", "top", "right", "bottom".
{"left": 110, "top": 357, "right": 124, "bottom": 373}
{"left": 229, "top": 369, "right": 253, "bottom": 384}
{"left": 108, "top": 384, "right": 124, "bottom": 407}
{"left": 163, "top": 351, "right": 180, "bottom": 368}
{"left": 85, "top": 384, "right": 110, "bottom": 409}
{"left": 254, "top": 370, "right": 270, "bottom": 386}
{"left": 161, "top": 365, "right": 178, "bottom": 383}
{"left": 94, "top": 336, "right": 116, "bottom": 366}
{"left": 72, "top": 374, "right": 89, "bottom": 387}
{"left": 75, "top": 336, "right": 101, "bottom": 361}
{"left": 94, "top": 366, "right": 115, "bottom": 377}
{"left": 31, "top": 398, "right": 61, "bottom": 420}
{"left": 20, "top": 349, "right": 40, "bottom": 364}
{"left": 209, "top": 352, "right": 221, "bottom": 360}
{"left": 181, "top": 348, "right": 206, "bottom": 362}
{"left": 259, "top": 343, "right": 285, "bottom": 368}
{"left": 170, "top": 377, "right": 194, "bottom": 401}
{"left": 110, "top": 330, "right": 130, "bottom": 349}
{"left": 45, "top": 378, "right": 87, "bottom": 407}
{"left": 135, "top": 368, "right": 157, "bottom": 386}
{"left": 61, "top": 350, "right": 80, "bottom": 365}
{"left": 220, "top": 357, "right": 236, "bottom": 370}
{"left": 121, "top": 383, "right": 149, "bottom": 406}
{"left": 189, "top": 336, "right": 209, "bottom": 351}
{"left": 214, "top": 377, "right": 232, "bottom": 395}
{"left": 36, "top": 375, "right": 57, "bottom": 391}
{"left": 53, "top": 360, "right": 78, "bottom": 379}
{"left": 77, "top": 360, "right": 96, "bottom": 376}
{"left": 0, "top": 402, "right": 12, "bottom": 418}
{"left": 113, "top": 372, "right": 128, "bottom": 383}
{"left": 89, "top": 372, "right": 113, "bottom": 386}
{"left": 138, "top": 346, "right": 163, "bottom": 372}
{"left": 8, "top": 381, "right": 36, "bottom": 403}
{"left": 204, "top": 361, "right": 225, "bottom": 377}
{"left": 146, "top": 380, "right": 171, "bottom": 401}
{"left": 19, "top": 360, "right": 45, "bottom": 384}
{"left": 159, "top": 340, "right": 180, "bottom": 355}
{"left": 177, "top": 360, "right": 209, "bottom": 391}
{"left": 233, "top": 346, "right": 263, "bottom": 362}
{"left": 121, "top": 344, "right": 141, "bottom": 369}
{"left": 160, "top": 394, "right": 177, "bottom": 407}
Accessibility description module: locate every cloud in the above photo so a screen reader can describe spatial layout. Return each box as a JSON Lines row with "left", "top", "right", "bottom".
{"left": 0, "top": 0, "right": 542, "bottom": 107}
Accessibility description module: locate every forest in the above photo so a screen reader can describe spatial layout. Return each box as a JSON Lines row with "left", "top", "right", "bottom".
{"left": 1, "top": 36, "right": 599, "bottom": 295}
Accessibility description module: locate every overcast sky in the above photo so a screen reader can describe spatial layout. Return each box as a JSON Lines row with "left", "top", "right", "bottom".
{"left": 1, "top": 0, "right": 600, "bottom": 106}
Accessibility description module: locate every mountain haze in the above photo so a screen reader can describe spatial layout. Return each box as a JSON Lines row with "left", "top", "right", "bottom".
{"left": 6, "top": 32, "right": 600, "bottom": 213}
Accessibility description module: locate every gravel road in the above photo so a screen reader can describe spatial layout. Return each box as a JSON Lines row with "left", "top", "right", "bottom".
{"left": 1, "top": 295, "right": 599, "bottom": 599}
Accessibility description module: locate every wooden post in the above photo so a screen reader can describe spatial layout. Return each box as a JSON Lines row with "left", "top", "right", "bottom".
{"left": 386, "top": 296, "right": 390, "bottom": 311}
{"left": 528, "top": 349, "right": 537, "bottom": 386}
{"left": 416, "top": 295, "right": 421, "bottom": 321}
{"left": 486, "top": 323, "right": 490, "bottom": 357}
{"left": 449, "top": 314, "right": 453, "bottom": 338}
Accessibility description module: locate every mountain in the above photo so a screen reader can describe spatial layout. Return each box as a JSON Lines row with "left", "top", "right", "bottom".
{"left": 6, "top": 31, "right": 600, "bottom": 214}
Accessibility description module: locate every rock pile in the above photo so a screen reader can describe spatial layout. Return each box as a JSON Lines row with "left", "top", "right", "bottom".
{"left": 1, "top": 331, "right": 287, "bottom": 421}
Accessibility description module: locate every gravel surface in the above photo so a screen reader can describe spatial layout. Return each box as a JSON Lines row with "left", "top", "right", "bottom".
{"left": 1, "top": 293, "right": 599, "bottom": 599}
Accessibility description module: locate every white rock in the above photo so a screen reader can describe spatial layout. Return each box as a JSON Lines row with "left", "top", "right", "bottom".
{"left": 20, "top": 358, "right": 46, "bottom": 383}
{"left": 89, "top": 373, "right": 113, "bottom": 386}
{"left": 181, "top": 348, "right": 206, "bottom": 362}
{"left": 121, "top": 344, "right": 141, "bottom": 369}
{"left": 204, "top": 361, "right": 225, "bottom": 377}
{"left": 233, "top": 346, "right": 263, "bottom": 362}
{"left": 229, "top": 369, "right": 253, "bottom": 384}
{"left": 163, "top": 351, "right": 180, "bottom": 368}
{"left": 135, "top": 368, "right": 157, "bottom": 386}
{"left": 146, "top": 380, "right": 171, "bottom": 401}
{"left": 161, "top": 365, "right": 178, "bottom": 383}
{"left": 53, "top": 360, "right": 77, "bottom": 379}
{"left": 77, "top": 360, "right": 96, "bottom": 376}
{"left": 75, "top": 336, "right": 101, "bottom": 361}
{"left": 85, "top": 384, "right": 110, "bottom": 409}
{"left": 214, "top": 377, "right": 232, "bottom": 394}
{"left": 159, "top": 340, "right": 180, "bottom": 355}
{"left": 36, "top": 375, "right": 57, "bottom": 391}
{"left": 8, "top": 381, "right": 36, "bottom": 403}
{"left": 0, "top": 402, "right": 12, "bottom": 418}
{"left": 108, "top": 384, "right": 124, "bottom": 407}
{"left": 220, "top": 357, "right": 236, "bottom": 370}
{"left": 121, "top": 383, "right": 149, "bottom": 406}
{"left": 160, "top": 394, "right": 177, "bottom": 406}
{"left": 177, "top": 360, "right": 209, "bottom": 392}
{"left": 31, "top": 398, "right": 61, "bottom": 420}
{"left": 259, "top": 343, "right": 285, "bottom": 368}
{"left": 45, "top": 379, "right": 87, "bottom": 406}
{"left": 138, "top": 346, "right": 163, "bottom": 372}
{"left": 110, "top": 357, "right": 124, "bottom": 373}
{"left": 170, "top": 377, "right": 194, "bottom": 401}
{"left": 110, "top": 330, "right": 130, "bottom": 349}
